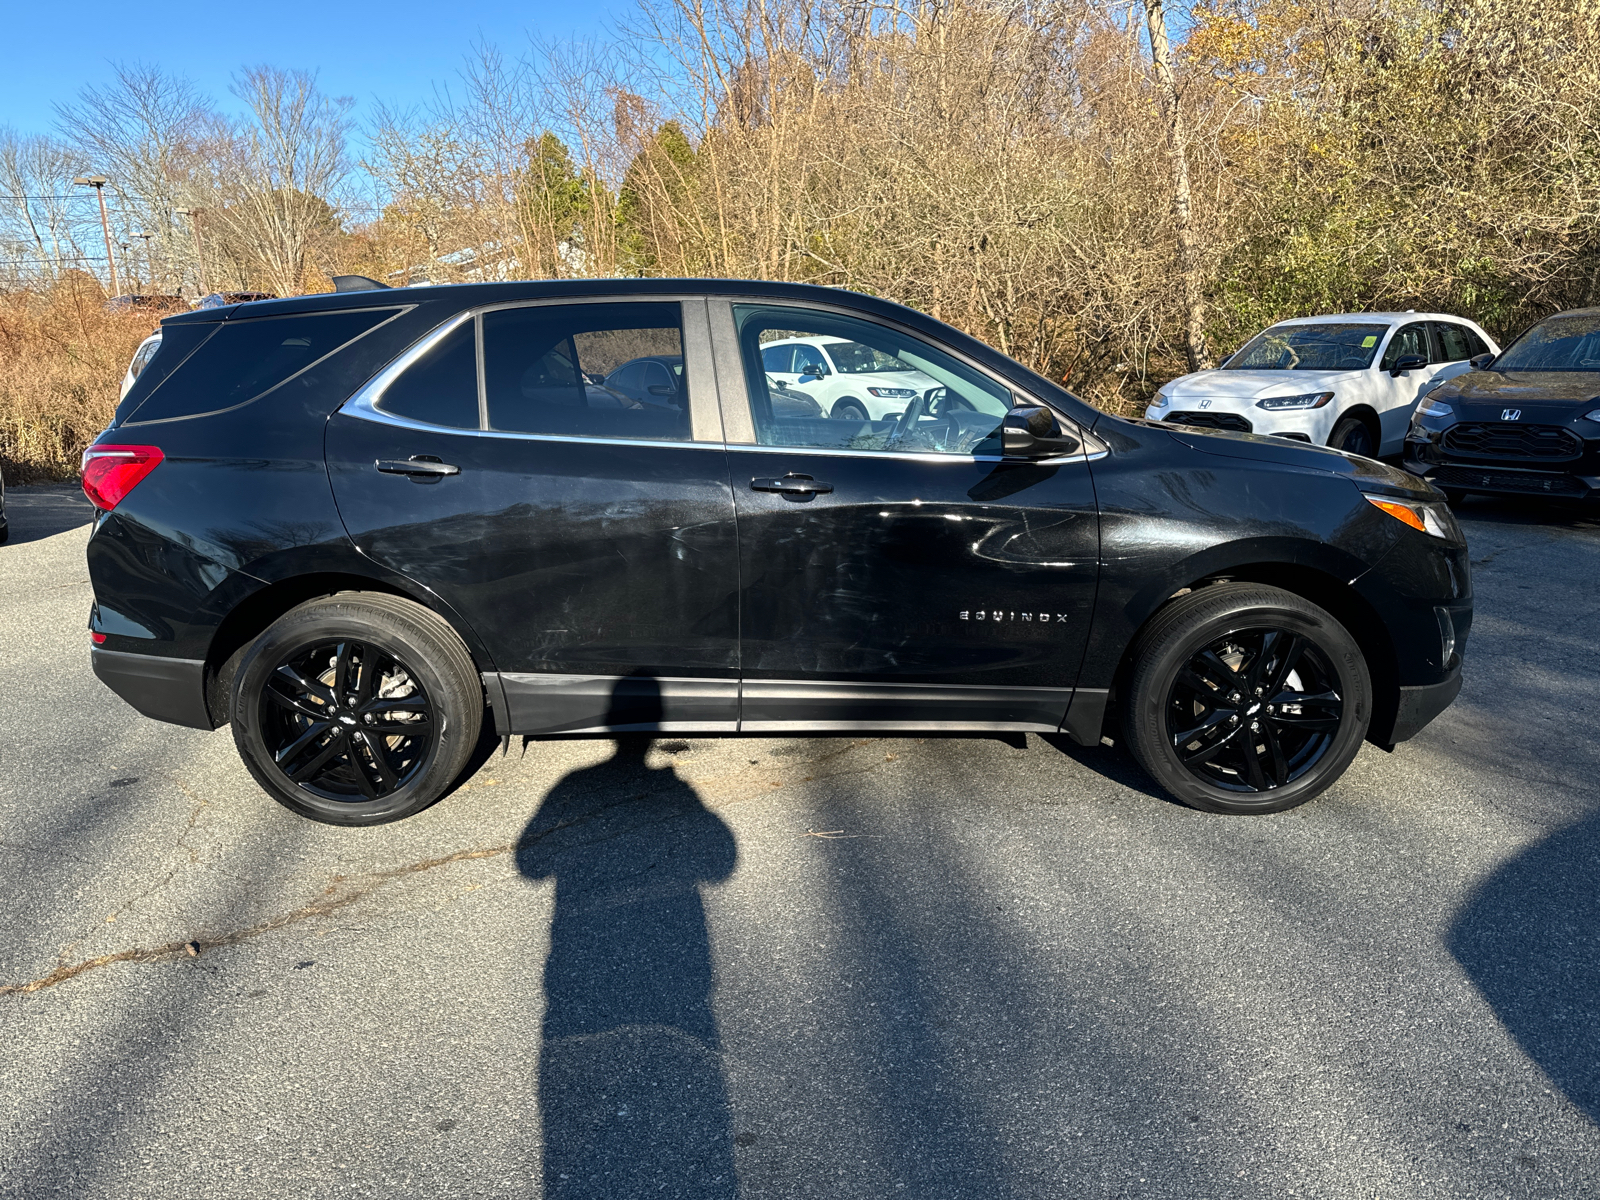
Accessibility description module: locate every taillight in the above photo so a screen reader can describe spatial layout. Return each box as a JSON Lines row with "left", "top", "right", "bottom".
{"left": 82, "top": 444, "right": 165, "bottom": 511}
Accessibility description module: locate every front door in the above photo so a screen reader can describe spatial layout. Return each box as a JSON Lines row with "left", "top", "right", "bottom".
{"left": 326, "top": 299, "right": 741, "bottom": 733}
{"left": 1377, "top": 321, "right": 1448, "bottom": 453}
{"left": 718, "top": 301, "right": 1101, "bottom": 731}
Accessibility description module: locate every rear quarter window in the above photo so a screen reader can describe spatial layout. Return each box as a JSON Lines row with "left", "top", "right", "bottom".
{"left": 126, "top": 308, "right": 400, "bottom": 424}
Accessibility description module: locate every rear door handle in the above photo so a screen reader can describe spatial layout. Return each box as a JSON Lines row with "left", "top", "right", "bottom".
{"left": 376, "top": 457, "right": 460, "bottom": 478}
{"left": 752, "top": 474, "right": 833, "bottom": 495}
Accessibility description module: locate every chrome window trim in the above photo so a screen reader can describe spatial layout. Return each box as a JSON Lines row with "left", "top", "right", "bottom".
{"left": 343, "top": 297, "right": 726, "bottom": 446}
{"left": 729, "top": 442, "right": 1101, "bottom": 466}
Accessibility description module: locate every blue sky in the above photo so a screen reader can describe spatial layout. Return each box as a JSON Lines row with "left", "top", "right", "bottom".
{"left": 0, "top": 0, "right": 626, "bottom": 138}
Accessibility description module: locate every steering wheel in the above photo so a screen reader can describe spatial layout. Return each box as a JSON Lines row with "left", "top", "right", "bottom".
{"left": 888, "top": 389, "right": 957, "bottom": 451}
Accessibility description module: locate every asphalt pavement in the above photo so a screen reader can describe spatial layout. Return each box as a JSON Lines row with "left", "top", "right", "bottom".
{"left": 1, "top": 482, "right": 1597, "bottom": 1199}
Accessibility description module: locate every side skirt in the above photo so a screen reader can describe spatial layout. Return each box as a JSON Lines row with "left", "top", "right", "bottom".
{"left": 487, "top": 672, "right": 1076, "bottom": 736}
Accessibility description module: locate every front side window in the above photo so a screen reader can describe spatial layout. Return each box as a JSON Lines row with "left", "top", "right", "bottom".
{"left": 1227, "top": 322, "right": 1390, "bottom": 372}
{"left": 1381, "top": 323, "right": 1431, "bottom": 370}
{"left": 1493, "top": 314, "right": 1600, "bottom": 372}
{"left": 735, "top": 304, "right": 1012, "bottom": 456}
{"left": 483, "top": 303, "right": 688, "bottom": 440}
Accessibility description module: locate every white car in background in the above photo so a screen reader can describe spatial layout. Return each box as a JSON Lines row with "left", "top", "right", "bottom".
{"left": 760, "top": 335, "right": 942, "bottom": 420}
{"left": 119, "top": 332, "right": 163, "bottom": 400}
{"left": 1147, "top": 313, "right": 1500, "bottom": 458}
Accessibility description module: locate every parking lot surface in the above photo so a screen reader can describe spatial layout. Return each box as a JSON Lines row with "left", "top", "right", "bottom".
{"left": 1, "top": 483, "right": 1597, "bottom": 1199}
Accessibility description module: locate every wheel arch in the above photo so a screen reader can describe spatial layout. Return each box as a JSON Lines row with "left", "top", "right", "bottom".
{"left": 200, "top": 570, "right": 496, "bottom": 727}
{"left": 1101, "top": 562, "right": 1398, "bottom": 751}
{"left": 1333, "top": 403, "right": 1382, "bottom": 450}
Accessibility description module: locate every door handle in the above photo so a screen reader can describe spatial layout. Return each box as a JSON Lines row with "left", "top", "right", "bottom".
{"left": 752, "top": 474, "right": 833, "bottom": 495}
{"left": 376, "top": 457, "right": 460, "bottom": 478}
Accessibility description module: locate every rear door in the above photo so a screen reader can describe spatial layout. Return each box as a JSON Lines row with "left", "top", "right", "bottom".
{"left": 326, "top": 297, "right": 740, "bottom": 734}
{"left": 714, "top": 299, "right": 1100, "bottom": 731}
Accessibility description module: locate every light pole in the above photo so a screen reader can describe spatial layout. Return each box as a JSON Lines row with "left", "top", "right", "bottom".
{"left": 73, "top": 175, "right": 121, "bottom": 296}
{"left": 135, "top": 232, "right": 155, "bottom": 293}
{"left": 174, "top": 208, "right": 208, "bottom": 297}
{"left": 121, "top": 243, "right": 135, "bottom": 290}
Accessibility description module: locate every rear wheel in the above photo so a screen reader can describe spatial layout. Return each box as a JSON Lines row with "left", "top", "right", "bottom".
{"left": 230, "top": 593, "right": 483, "bottom": 825}
{"left": 832, "top": 398, "right": 868, "bottom": 421}
{"left": 1121, "top": 584, "right": 1371, "bottom": 814}
{"left": 1329, "top": 416, "right": 1377, "bottom": 458}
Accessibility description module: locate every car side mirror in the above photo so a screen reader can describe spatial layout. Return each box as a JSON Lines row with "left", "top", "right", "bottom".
{"left": 798, "top": 361, "right": 827, "bottom": 379}
{"left": 647, "top": 384, "right": 676, "bottom": 397}
{"left": 1390, "top": 354, "right": 1428, "bottom": 377}
{"left": 1468, "top": 352, "right": 1496, "bottom": 371}
{"left": 1001, "top": 405, "right": 1081, "bottom": 459}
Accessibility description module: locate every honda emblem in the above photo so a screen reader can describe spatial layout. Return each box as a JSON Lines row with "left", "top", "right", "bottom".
{"left": 1198, "top": 399, "right": 1212, "bottom": 410}
{"left": 1502, "top": 408, "right": 1521, "bottom": 420}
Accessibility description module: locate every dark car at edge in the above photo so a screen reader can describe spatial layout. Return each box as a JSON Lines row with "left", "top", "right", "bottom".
{"left": 1406, "top": 307, "right": 1600, "bottom": 505}
{"left": 83, "top": 277, "right": 1471, "bottom": 824}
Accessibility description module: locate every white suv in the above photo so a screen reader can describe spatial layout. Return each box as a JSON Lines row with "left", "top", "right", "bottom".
{"left": 1147, "top": 313, "right": 1499, "bottom": 457}
{"left": 760, "top": 335, "right": 941, "bottom": 420}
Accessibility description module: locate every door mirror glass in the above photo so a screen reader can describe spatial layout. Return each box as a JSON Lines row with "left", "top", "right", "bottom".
{"left": 798, "top": 360, "right": 828, "bottom": 379}
{"left": 1001, "top": 406, "right": 1081, "bottom": 459}
{"left": 1469, "top": 352, "right": 1496, "bottom": 370}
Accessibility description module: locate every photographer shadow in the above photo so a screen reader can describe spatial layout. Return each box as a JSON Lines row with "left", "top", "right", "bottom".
{"left": 516, "top": 677, "right": 738, "bottom": 1198}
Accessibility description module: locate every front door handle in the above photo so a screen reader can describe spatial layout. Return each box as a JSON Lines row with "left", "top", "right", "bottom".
{"left": 752, "top": 474, "right": 833, "bottom": 495}
{"left": 376, "top": 456, "right": 460, "bottom": 478}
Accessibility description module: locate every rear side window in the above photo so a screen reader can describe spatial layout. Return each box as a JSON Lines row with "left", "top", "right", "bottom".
{"left": 1434, "top": 323, "right": 1473, "bottom": 363}
{"left": 127, "top": 308, "right": 397, "bottom": 423}
{"left": 378, "top": 321, "right": 479, "bottom": 429}
{"left": 481, "top": 302, "right": 688, "bottom": 441}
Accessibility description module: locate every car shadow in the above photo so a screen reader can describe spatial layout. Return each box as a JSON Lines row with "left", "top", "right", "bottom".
{"left": 3, "top": 484, "right": 96, "bottom": 547}
{"left": 515, "top": 677, "right": 739, "bottom": 1198}
{"left": 1448, "top": 807, "right": 1600, "bottom": 1124}
{"left": 1451, "top": 493, "right": 1600, "bottom": 532}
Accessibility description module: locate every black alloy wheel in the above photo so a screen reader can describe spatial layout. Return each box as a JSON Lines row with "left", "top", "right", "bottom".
{"left": 231, "top": 593, "right": 483, "bottom": 825}
{"left": 261, "top": 639, "right": 434, "bottom": 802}
{"left": 1122, "top": 583, "right": 1371, "bottom": 814}
{"left": 1166, "top": 628, "right": 1342, "bottom": 793}
{"left": 1329, "top": 416, "right": 1376, "bottom": 458}
{"left": 832, "top": 398, "right": 868, "bottom": 421}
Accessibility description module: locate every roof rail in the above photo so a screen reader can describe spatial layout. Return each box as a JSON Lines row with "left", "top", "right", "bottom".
{"left": 331, "top": 275, "right": 390, "bottom": 292}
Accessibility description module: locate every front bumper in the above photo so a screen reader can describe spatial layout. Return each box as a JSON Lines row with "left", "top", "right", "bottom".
{"left": 1405, "top": 428, "right": 1600, "bottom": 501}
{"left": 91, "top": 647, "right": 214, "bottom": 729}
{"left": 1387, "top": 666, "right": 1463, "bottom": 744}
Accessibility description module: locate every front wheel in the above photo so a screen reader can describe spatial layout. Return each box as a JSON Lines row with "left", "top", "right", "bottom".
{"left": 230, "top": 593, "right": 484, "bottom": 825}
{"left": 1328, "top": 416, "right": 1377, "bottom": 458}
{"left": 1120, "top": 584, "right": 1371, "bottom": 814}
{"left": 831, "top": 398, "right": 868, "bottom": 421}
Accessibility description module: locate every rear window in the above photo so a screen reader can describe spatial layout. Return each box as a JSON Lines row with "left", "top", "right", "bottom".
{"left": 126, "top": 308, "right": 398, "bottom": 423}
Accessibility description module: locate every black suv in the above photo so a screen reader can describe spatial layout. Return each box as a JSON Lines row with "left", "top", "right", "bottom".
{"left": 85, "top": 279, "right": 1471, "bottom": 824}
{"left": 1406, "top": 307, "right": 1600, "bottom": 504}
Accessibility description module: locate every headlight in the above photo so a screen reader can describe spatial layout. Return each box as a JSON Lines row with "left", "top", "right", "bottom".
{"left": 1255, "top": 391, "right": 1335, "bottom": 410}
{"left": 1151, "top": 390, "right": 1171, "bottom": 409}
{"left": 1584, "top": 408, "right": 1600, "bottom": 422}
{"left": 1417, "top": 395, "right": 1455, "bottom": 418}
{"left": 1365, "top": 494, "right": 1462, "bottom": 541}
{"left": 867, "top": 387, "right": 915, "bottom": 398}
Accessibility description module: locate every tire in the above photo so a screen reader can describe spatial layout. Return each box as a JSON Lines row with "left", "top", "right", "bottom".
{"left": 1328, "top": 416, "right": 1377, "bottom": 458}
{"left": 1120, "top": 583, "right": 1371, "bottom": 815}
{"left": 230, "top": 592, "right": 484, "bottom": 825}
{"left": 832, "top": 398, "right": 868, "bottom": 421}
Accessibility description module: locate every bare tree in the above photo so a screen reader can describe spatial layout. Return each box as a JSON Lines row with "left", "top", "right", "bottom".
{"left": 205, "top": 67, "right": 353, "bottom": 296}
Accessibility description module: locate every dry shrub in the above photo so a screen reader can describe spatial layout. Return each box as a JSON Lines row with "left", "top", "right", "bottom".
{"left": 0, "top": 276, "right": 157, "bottom": 483}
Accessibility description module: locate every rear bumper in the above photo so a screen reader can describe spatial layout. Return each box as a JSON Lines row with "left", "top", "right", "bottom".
{"left": 91, "top": 647, "right": 214, "bottom": 730}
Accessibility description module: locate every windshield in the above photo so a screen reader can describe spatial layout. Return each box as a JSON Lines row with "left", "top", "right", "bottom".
{"left": 1225, "top": 323, "right": 1390, "bottom": 372}
{"left": 824, "top": 340, "right": 919, "bottom": 374}
{"left": 1494, "top": 314, "right": 1600, "bottom": 372}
